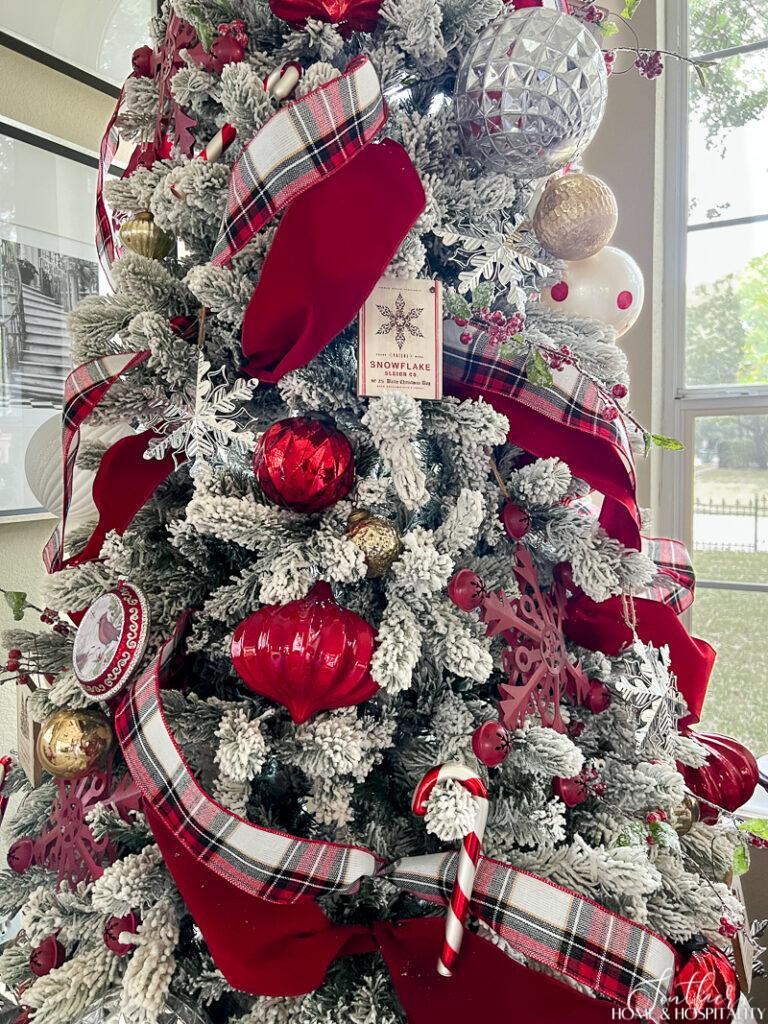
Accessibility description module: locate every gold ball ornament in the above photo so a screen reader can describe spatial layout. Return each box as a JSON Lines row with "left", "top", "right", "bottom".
{"left": 532, "top": 174, "right": 618, "bottom": 261}
{"left": 669, "top": 795, "right": 701, "bottom": 837}
{"left": 119, "top": 210, "right": 175, "bottom": 260}
{"left": 36, "top": 708, "right": 114, "bottom": 780}
{"left": 346, "top": 510, "right": 402, "bottom": 578}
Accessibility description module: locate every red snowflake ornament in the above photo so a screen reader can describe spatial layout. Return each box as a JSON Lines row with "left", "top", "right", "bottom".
{"left": 35, "top": 771, "right": 117, "bottom": 887}
{"left": 481, "top": 547, "right": 590, "bottom": 733}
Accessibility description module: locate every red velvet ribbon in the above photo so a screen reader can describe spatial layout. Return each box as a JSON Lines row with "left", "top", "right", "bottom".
{"left": 145, "top": 802, "right": 617, "bottom": 1022}
{"left": 241, "top": 138, "right": 425, "bottom": 383}
{"left": 564, "top": 594, "right": 715, "bottom": 725}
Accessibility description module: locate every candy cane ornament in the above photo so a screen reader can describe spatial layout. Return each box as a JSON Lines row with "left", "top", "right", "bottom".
{"left": 412, "top": 762, "right": 489, "bottom": 977}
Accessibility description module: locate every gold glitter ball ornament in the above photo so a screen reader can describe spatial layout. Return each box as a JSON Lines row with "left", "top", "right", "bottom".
{"left": 119, "top": 210, "right": 175, "bottom": 260}
{"left": 346, "top": 510, "right": 402, "bottom": 578}
{"left": 37, "top": 708, "right": 114, "bottom": 780}
{"left": 533, "top": 174, "right": 618, "bottom": 261}
{"left": 669, "top": 795, "right": 701, "bottom": 837}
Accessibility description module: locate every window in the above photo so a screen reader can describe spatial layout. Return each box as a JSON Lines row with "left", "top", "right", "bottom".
{"left": 661, "top": 3, "right": 768, "bottom": 754}
{"left": 0, "top": 0, "right": 154, "bottom": 89}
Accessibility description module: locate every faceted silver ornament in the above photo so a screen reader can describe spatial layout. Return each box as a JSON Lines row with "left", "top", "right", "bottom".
{"left": 74, "top": 994, "right": 210, "bottom": 1024}
{"left": 454, "top": 8, "right": 608, "bottom": 178}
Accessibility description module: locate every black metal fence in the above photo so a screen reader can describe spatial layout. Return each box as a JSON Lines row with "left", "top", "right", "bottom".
{"left": 694, "top": 496, "right": 768, "bottom": 553}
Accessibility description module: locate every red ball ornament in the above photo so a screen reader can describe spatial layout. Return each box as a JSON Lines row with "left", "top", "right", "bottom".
{"left": 672, "top": 942, "right": 739, "bottom": 1022}
{"left": 7, "top": 837, "right": 35, "bottom": 873}
{"left": 104, "top": 912, "right": 141, "bottom": 956}
{"left": 553, "top": 775, "right": 588, "bottom": 807}
{"left": 253, "top": 417, "right": 355, "bottom": 514}
{"left": 131, "top": 45, "right": 155, "bottom": 78}
{"left": 677, "top": 732, "right": 758, "bottom": 824}
{"left": 231, "top": 581, "right": 378, "bottom": 723}
{"left": 269, "top": 0, "right": 381, "bottom": 31}
{"left": 585, "top": 680, "right": 611, "bottom": 714}
{"left": 472, "top": 721, "right": 511, "bottom": 767}
{"left": 29, "top": 935, "right": 65, "bottom": 977}
{"left": 448, "top": 569, "right": 486, "bottom": 612}
{"left": 501, "top": 501, "right": 531, "bottom": 540}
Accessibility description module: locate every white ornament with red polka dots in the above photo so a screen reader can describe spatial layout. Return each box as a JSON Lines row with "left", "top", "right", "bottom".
{"left": 539, "top": 246, "right": 645, "bottom": 338}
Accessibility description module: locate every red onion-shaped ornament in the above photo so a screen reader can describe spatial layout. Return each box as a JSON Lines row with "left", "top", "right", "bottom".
{"left": 30, "top": 935, "right": 65, "bottom": 977}
{"left": 231, "top": 582, "right": 378, "bottom": 723}
{"left": 253, "top": 416, "right": 355, "bottom": 513}
{"left": 677, "top": 732, "right": 758, "bottom": 824}
{"left": 268, "top": 0, "right": 381, "bottom": 31}
{"left": 671, "top": 942, "right": 739, "bottom": 1022}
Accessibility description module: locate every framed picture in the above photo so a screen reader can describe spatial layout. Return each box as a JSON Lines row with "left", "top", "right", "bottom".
{"left": 0, "top": 122, "right": 107, "bottom": 521}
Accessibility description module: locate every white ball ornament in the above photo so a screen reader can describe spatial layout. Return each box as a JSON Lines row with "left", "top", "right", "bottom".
{"left": 539, "top": 246, "right": 645, "bottom": 337}
{"left": 25, "top": 415, "right": 133, "bottom": 522}
{"left": 454, "top": 7, "right": 608, "bottom": 179}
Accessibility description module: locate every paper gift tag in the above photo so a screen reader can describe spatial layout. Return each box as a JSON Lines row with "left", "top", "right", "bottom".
{"left": 358, "top": 278, "right": 443, "bottom": 399}
{"left": 17, "top": 681, "right": 43, "bottom": 788}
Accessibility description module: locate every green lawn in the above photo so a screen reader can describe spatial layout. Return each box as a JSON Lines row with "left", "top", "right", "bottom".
{"left": 695, "top": 465, "right": 768, "bottom": 504}
{"left": 692, "top": 549, "right": 768, "bottom": 756}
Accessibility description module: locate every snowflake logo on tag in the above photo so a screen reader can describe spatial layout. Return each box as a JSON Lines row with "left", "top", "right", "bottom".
{"left": 376, "top": 292, "right": 424, "bottom": 350}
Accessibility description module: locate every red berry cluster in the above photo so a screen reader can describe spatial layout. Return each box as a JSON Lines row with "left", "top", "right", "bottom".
{"left": 217, "top": 18, "right": 248, "bottom": 45}
{"left": 719, "top": 916, "right": 741, "bottom": 939}
{"left": 584, "top": 765, "right": 606, "bottom": 798}
{"left": 543, "top": 344, "right": 574, "bottom": 372}
{"left": 579, "top": 3, "right": 607, "bottom": 24}
{"left": 644, "top": 808, "right": 668, "bottom": 845}
{"left": 604, "top": 51, "right": 616, "bottom": 76}
{"left": 455, "top": 309, "right": 525, "bottom": 347}
{"left": 635, "top": 51, "right": 664, "bottom": 80}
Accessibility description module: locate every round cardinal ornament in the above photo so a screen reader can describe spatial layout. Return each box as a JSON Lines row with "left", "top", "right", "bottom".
{"left": 231, "top": 582, "right": 378, "bottom": 723}
{"left": 540, "top": 246, "right": 645, "bottom": 338}
{"left": 72, "top": 583, "right": 150, "bottom": 700}
{"left": 672, "top": 941, "right": 739, "bottom": 1022}
{"left": 677, "top": 732, "right": 758, "bottom": 824}
{"left": 253, "top": 417, "right": 355, "bottom": 514}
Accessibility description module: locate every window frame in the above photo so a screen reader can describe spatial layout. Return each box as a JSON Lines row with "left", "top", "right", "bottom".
{"left": 658, "top": 3, "right": 768, "bottom": 604}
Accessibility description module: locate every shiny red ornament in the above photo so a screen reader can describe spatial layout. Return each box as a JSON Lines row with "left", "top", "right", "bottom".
{"left": 677, "top": 732, "right": 758, "bottom": 824}
{"left": 472, "top": 721, "right": 511, "bottom": 767}
{"left": 231, "top": 582, "right": 378, "bottom": 723}
{"left": 131, "top": 45, "right": 155, "bottom": 77}
{"left": 253, "top": 417, "right": 355, "bottom": 513}
{"left": 7, "top": 837, "right": 34, "bottom": 873}
{"left": 672, "top": 942, "right": 739, "bottom": 1022}
{"left": 104, "top": 912, "right": 141, "bottom": 956}
{"left": 501, "top": 501, "right": 531, "bottom": 540}
{"left": 553, "top": 775, "right": 588, "bottom": 807}
{"left": 30, "top": 935, "right": 65, "bottom": 977}
{"left": 269, "top": 0, "right": 382, "bottom": 32}
{"left": 448, "top": 569, "right": 486, "bottom": 612}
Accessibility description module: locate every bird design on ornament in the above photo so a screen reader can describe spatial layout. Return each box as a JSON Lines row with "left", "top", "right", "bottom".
{"left": 376, "top": 293, "right": 424, "bottom": 350}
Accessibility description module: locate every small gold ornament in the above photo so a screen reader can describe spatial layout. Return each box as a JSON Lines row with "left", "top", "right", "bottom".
{"left": 119, "top": 210, "right": 175, "bottom": 260}
{"left": 669, "top": 795, "right": 701, "bottom": 837}
{"left": 533, "top": 174, "right": 618, "bottom": 261}
{"left": 36, "top": 708, "right": 114, "bottom": 780}
{"left": 346, "top": 510, "right": 402, "bottom": 578}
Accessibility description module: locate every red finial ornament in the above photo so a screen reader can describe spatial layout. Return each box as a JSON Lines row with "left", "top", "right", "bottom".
{"left": 231, "top": 582, "right": 378, "bottom": 723}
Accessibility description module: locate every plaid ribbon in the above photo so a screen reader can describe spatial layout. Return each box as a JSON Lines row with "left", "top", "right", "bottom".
{"left": 210, "top": 56, "right": 386, "bottom": 268}
{"left": 641, "top": 536, "right": 695, "bottom": 615}
{"left": 96, "top": 89, "right": 125, "bottom": 289}
{"left": 115, "top": 629, "right": 675, "bottom": 1021}
{"left": 43, "top": 352, "right": 149, "bottom": 574}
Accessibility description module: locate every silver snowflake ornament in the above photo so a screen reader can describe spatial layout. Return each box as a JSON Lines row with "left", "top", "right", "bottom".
{"left": 376, "top": 292, "right": 424, "bottom": 350}
{"left": 614, "top": 639, "right": 684, "bottom": 752}
{"left": 143, "top": 353, "right": 257, "bottom": 472}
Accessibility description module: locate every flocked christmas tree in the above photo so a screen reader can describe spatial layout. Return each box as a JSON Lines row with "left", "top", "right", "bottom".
{"left": 0, "top": 1, "right": 763, "bottom": 1023}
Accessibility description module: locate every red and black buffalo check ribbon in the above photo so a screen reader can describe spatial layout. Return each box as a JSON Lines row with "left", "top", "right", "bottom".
{"left": 115, "top": 626, "right": 675, "bottom": 1022}
{"left": 210, "top": 55, "right": 386, "bottom": 268}
{"left": 43, "top": 352, "right": 150, "bottom": 574}
{"left": 642, "top": 536, "right": 696, "bottom": 615}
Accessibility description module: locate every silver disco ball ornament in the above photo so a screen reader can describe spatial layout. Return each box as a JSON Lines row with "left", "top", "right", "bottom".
{"left": 454, "top": 8, "right": 608, "bottom": 178}
{"left": 75, "top": 994, "right": 210, "bottom": 1024}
